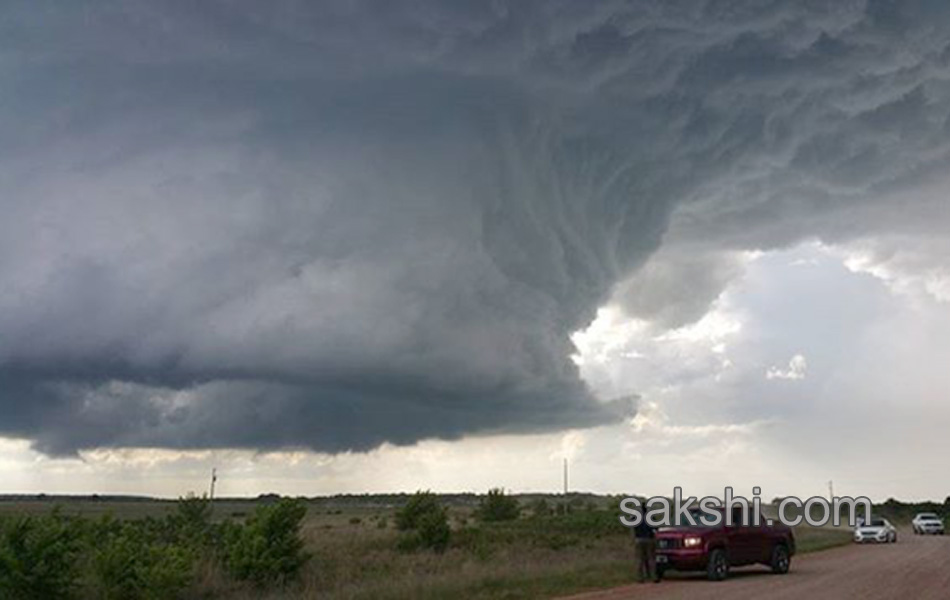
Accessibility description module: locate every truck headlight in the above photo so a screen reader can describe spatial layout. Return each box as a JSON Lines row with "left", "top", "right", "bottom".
{"left": 684, "top": 537, "right": 702, "bottom": 548}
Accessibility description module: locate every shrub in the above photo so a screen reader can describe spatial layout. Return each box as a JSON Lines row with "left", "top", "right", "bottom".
{"left": 530, "top": 499, "right": 552, "bottom": 517}
{"left": 169, "top": 494, "right": 216, "bottom": 548}
{"left": 476, "top": 488, "right": 521, "bottom": 522}
{"left": 0, "top": 497, "right": 316, "bottom": 598}
{"left": 395, "top": 534, "right": 420, "bottom": 553}
{"left": 0, "top": 513, "right": 81, "bottom": 600}
{"left": 395, "top": 491, "right": 442, "bottom": 531}
{"left": 175, "top": 494, "right": 212, "bottom": 529}
{"left": 395, "top": 508, "right": 449, "bottom": 553}
{"left": 395, "top": 492, "right": 450, "bottom": 552}
{"left": 89, "top": 526, "right": 194, "bottom": 600}
{"left": 224, "top": 498, "right": 310, "bottom": 586}
{"left": 417, "top": 509, "right": 450, "bottom": 553}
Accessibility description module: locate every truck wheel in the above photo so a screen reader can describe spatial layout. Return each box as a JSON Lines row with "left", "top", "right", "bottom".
{"left": 770, "top": 544, "right": 790, "bottom": 574}
{"left": 707, "top": 548, "right": 729, "bottom": 581}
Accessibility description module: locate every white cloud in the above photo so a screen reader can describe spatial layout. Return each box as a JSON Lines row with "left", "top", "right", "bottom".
{"left": 766, "top": 354, "right": 808, "bottom": 381}
{"left": 840, "top": 236, "right": 950, "bottom": 305}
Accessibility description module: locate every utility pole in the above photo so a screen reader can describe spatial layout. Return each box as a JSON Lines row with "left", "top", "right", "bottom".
{"left": 828, "top": 480, "right": 834, "bottom": 501}
{"left": 563, "top": 459, "right": 569, "bottom": 495}
{"left": 210, "top": 468, "right": 218, "bottom": 503}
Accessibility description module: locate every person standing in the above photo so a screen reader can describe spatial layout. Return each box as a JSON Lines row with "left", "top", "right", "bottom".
{"left": 633, "top": 510, "right": 659, "bottom": 583}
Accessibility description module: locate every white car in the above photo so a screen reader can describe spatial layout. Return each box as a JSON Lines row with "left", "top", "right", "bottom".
{"left": 912, "top": 513, "right": 945, "bottom": 535}
{"left": 854, "top": 518, "right": 897, "bottom": 543}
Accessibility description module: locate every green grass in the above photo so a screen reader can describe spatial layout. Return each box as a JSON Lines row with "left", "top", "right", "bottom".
{"left": 395, "top": 560, "right": 636, "bottom": 600}
{"left": 793, "top": 524, "right": 853, "bottom": 553}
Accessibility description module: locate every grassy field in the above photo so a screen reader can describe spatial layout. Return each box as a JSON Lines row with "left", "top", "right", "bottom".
{"left": 0, "top": 495, "right": 855, "bottom": 599}
{"left": 267, "top": 508, "right": 851, "bottom": 600}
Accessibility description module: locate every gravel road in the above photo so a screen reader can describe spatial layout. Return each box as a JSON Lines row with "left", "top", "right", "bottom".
{"left": 561, "top": 529, "right": 950, "bottom": 600}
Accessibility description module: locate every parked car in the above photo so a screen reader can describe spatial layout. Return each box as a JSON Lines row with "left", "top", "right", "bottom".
{"left": 854, "top": 518, "right": 897, "bottom": 543}
{"left": 654, "top": 506, "right": 796, "bottom": 581}
{"left": 912, "top": 513, "right": 945, "bottom": 535}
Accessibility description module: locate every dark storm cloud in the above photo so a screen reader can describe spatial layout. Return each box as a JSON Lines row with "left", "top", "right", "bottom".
{"left": 1, "top": 0, "right": 949, "bottom": 454}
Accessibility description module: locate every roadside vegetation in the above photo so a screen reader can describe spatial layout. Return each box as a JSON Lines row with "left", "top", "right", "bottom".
{"left": 0, "top": 496, "right": 309, "bottom": 600}
{"left": 873, "top": 497, "right": 950, "bottom": 526}
{"left": 0, "top": 491, "right": 869, "bottom": 600}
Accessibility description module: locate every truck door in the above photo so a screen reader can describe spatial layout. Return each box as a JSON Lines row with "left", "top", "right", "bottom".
{"left": 726, "top": 507, "right": 761, "bottom": 564}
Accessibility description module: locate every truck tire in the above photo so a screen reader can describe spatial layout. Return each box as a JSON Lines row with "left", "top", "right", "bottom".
{"left": 770, "top": 544, "right": 790, "bottom": 574}
{"left": 707, "top": 548, "right": 729, "bottom": 581}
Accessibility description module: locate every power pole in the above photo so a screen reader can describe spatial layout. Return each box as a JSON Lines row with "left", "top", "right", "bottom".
{"left": 563, "top": 459, "right": 569, "bottom": 495}
{"left": 210, "top": 468, "right": 218, "bottom": 503}
{"left": 828, "top": 480, "right": 834, "bottom": 501}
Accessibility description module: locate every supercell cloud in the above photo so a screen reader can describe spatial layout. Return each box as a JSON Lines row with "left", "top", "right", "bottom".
{"left": 1, "top": 1, "right": 949, "bottom": 455}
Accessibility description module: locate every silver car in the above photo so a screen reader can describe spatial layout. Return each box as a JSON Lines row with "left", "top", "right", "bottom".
{"left": 912, "top": 513, "right": 945, "bottom": 535}
{"left": 854, "top": 518, "right": 897, "bottom": 543}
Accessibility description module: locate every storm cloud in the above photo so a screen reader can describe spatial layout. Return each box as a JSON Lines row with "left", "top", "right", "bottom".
{"left": 2, "top": 0, "right": 949, "bottom": 455}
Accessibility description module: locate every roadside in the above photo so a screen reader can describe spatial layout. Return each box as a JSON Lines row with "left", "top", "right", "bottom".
{"left": 560, "top": 527, "right": 949, "bottom": 600}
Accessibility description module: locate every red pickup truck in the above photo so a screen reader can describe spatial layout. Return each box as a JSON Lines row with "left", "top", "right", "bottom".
{"left": 654, "top": 506, "right": 795, "bottom": 581}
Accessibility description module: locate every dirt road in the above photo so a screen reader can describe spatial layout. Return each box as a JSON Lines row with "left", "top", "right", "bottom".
{"left": 562, "top": 530, "right": 950, "bottom": 600}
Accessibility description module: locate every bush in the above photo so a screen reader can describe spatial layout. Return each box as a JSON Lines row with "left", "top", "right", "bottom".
{"left": 395, "top": 492, "right": 450, "bottom": 552}
{"left": 224, "top": 498, "right": 310, "bottom": 586}
{"left": 476, "top": 488, "right": 521, "bottom": 522}
{"left": 417, "top": 509, "right": 450, "bottom": 553}
{"left": 89, "top": 526, "right": 194, "bottom": 600}
{"left": 0, "top": 513, "right": 81, "bottom": 600}
{"left": 174, "top": 494, "right": 212, "bottom": 530}
{"left": 0, "top": 496, "right": 314, "bottom": 597}
{"left": 395, "top": 491, "right": 442, "bottom": 531}
{"left": 530, "top": 499, "right": 552, "bottom": 517}
{"left": 396, "top": 509, "right": 449, "bottom": 553}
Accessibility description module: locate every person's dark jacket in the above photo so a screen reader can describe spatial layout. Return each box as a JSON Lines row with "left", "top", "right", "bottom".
{"left": 633, "top": 517, "right": 656, "bottom": 539}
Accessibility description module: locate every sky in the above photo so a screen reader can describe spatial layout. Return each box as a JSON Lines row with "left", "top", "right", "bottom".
{"left": 1, "top": 1, "right": 949, "bottom": 502}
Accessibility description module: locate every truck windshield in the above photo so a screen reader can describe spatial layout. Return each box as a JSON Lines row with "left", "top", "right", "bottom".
{"left": 673, "top": 508, "right": 721, "bottom": 526}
